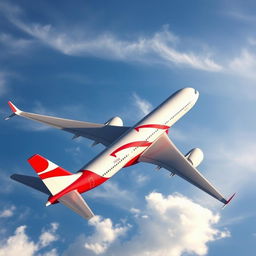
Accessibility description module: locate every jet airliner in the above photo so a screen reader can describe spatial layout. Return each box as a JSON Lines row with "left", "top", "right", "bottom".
{"left": 6, "top": 88, "right": 235, "bottom": 219}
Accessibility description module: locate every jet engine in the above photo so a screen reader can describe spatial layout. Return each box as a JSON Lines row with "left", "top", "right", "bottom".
{"left": 185, "top": 148, "right": 204, "bottom": 168}
{"left": 105, "top": 116, "right": 123, "bottom": 126}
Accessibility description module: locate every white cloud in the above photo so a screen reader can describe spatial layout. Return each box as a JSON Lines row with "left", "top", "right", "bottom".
{"left": 110, "top": 192, "right": 230, "bottom": 256}
{"left": 0, "top": 226, "right": 37, "bottom": 256}
{"left": 66, "top": 192, "right": 229, "bottom": 256}
{"left": 0, "top": 205, "right": 15, "bottom": 218}
{"left": 38, "top": 223, "right": 59, "bottom": 248}
{"left": 84, "top": 215, "right": 129, "bottom": 254}
{"left": 1, "top": 3, "right": 222, "bottom": 72}
{"left": 132, "top": 93, "right": 153, "bottom": 117}
{"left": 0, "top": 223, "right": 59, "bottom": 256}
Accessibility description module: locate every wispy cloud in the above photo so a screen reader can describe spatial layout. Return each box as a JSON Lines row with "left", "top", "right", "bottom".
{"left": 132, "top": 93, "right": 153, "bottom": 118}
{"left": 0, "top": 206, "right": 15, "bottom": 218}
{"left": 87, "top": 181, "right": 136, "bottom": 210}
{"left": 0, "top": 33, "right": 33, "bottom": 54}
{"left": 228, "top": 49, "right": 256, "bottom": 80}
{"left": 0, "top": 72, "right": 8, "bottom": 96}
{"left": 1, "top": 3, "right": 222, "bottom": 72}
{"left": 227, "top": 10, "right": 256, "bottom": 23}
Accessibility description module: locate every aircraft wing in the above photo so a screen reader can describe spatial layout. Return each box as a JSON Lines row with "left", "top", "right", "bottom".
{"left": 6, "top": 101, "right": 130, "bottom": 146}
{"left": 58, "top": 190, "right": 94, "bottom": 220}
{"left": 11, "top": 174, "right": 94, "bottom": 219}
{"left": 139, "top": 133, "right": 233, "bottom": 205}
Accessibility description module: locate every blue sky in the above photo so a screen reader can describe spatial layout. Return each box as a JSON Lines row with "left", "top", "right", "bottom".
{"left": 1, "top": 0, "right": 256, "bottom": 255}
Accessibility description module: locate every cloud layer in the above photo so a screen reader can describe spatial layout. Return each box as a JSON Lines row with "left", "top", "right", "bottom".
{"left": 0, "top": 2, "right": 222, "bottom": 72}
{"left": 66, "top": 192, "right": 230, "bottom": 256}
{"left": 0, "top": 223, "right": 59, "bottom": 256}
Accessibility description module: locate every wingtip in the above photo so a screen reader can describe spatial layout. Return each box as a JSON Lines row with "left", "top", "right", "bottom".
{"left": 222, "top": 193, "right": 236, "bottom": 208}
{"left": 8, "top": 101, "right": 17, "bottom": 113}
{"left": 8, "top": 101, "right": 21, "bottom": 114}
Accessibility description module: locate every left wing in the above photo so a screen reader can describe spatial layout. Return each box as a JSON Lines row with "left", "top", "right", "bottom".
{"left": 139, "top": 133, "right": 234, "bottom": 205}
{"left": 6, "top": 101, "right": 130, "bottom": 146}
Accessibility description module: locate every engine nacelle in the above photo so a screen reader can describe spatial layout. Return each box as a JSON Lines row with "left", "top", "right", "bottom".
{"left": 105, "top": 116, "right": 123, "bottom": 126}
{"left": 185, "top": 148, "right": 204, "bottom": 168}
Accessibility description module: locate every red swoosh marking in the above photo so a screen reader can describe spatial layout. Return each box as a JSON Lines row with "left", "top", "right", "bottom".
{"left": 39, "top": 167, "right": 71, "bottom": 179}
{"left": 110, "top": 141, "right": 152, "bottom": 157}
{"left": 135, "top": 124, "right": 170, "bottom": 132}
{"left": 123, "top": 153, "right": 142, "bottom": 167}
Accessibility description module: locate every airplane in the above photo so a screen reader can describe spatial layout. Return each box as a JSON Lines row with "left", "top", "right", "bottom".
{"left": 6, "top": 88, "right": 235, "bottom": 220}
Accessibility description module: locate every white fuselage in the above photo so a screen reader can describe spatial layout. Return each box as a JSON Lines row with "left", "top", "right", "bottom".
{"left": 81, "top": 88, "right": 199, "bottom": 179}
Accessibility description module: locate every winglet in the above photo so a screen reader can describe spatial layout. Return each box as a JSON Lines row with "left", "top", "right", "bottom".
{"left": 5, "top": 101, "right": 22, "bottom": 120}
{"left": 8, "top": 101, "right": 21, "bottom": 114}
{"left": 222, "top": 193, "right": 236, "bottom": 208}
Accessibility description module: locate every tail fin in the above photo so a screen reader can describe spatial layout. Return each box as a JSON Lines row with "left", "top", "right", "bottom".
{"left": 28, "top": 154, "right": 80, "bottom": 196}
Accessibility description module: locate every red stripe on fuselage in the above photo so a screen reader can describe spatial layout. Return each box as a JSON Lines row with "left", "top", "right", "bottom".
{"left": 123, "top": 153, "right": 142, "bottom": 167}
{"left": 48, "top": 170, "right": 108, "bottom": 204}
{"left": 135, "top": 124, "right": 170, "bottom": 132}
{"left": 110, "top": 141, "right": 152, "bottom": 157}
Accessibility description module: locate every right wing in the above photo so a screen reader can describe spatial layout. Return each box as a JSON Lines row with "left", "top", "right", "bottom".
{"left": 58, "top": 190, "right": 94, "bottom": 220}
{"left": 6, "top": 101, "right": 130, "bottom": 146}
{"left": 139, "top": 133, "right": 235, "bottom": 205}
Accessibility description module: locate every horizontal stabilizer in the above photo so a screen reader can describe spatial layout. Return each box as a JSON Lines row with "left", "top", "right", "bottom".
{"left": 10, "top": 174, "right": 50, "bottom": 195}
{"left": 58, "top": 190, "right": 94, "bottom": 220}
{"left": 11, "top": 174, "right": 94, "bottom": 219}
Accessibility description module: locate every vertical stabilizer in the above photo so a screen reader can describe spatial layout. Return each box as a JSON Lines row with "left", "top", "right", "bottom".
{"left": 27, "top": 154, "right": 82, "bottom": 196}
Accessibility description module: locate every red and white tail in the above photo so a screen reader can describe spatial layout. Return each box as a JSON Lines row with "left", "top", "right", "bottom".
{"left": 28, "top": 154, "right": 82, "bottom": 196}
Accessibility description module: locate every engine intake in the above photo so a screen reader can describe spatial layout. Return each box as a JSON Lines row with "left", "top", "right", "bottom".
{"left": 105, "top": 116, "right": 123, "bottom": 126}
{"left": 185, "top": 148, "right": 204, "bottom": 168}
